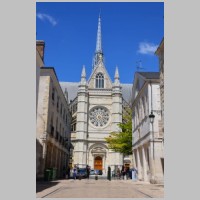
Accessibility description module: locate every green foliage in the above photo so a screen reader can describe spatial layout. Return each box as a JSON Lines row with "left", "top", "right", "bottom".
{"left": 105, "top": 107, "right": 132, "bottom": 155}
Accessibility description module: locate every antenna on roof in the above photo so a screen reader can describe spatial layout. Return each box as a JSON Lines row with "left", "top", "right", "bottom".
{"left": 136, "top": 60, "right": 144, "bottom": 71}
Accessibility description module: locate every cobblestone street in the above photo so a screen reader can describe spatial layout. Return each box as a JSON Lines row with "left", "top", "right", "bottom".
{"left": 36, "top": 178, "right": 164, "bottom": 198}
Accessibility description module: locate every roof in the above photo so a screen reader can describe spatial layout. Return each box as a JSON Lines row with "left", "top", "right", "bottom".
{"left": 137, "top": 72, "right": 160, "bottom": 80}
{"left": 59, "top": 81, "right": 133, "bottom": 103}
{"left": 121, "top": 83, "right": 132, "bottom": 103}
{"left": 41, "top": 67, "right": 59, "bottom": 81}
{"left": 155, "top": 38, "right": 164, "bottom": 56}
{"left": 60, "top": 82, "right": 79, "bottom": 102}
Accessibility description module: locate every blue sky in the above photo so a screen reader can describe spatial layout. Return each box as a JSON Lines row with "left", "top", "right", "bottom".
{"left": 36, "top": 2, "right": 164, "bottom": 84}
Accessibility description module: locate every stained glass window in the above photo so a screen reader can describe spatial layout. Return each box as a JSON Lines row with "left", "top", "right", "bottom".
{"left": 89, "top": 106, "right": 109, "bottom": 127}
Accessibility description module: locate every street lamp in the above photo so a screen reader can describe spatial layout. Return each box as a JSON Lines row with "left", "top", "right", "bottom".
{"left": 149, "top": 111, "right": 155, "bottom": 124}
{"left": 149, "top": 111, "right": 155, "bottom": 160}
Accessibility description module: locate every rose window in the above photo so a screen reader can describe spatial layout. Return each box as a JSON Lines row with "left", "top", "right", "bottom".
{"left": 89, "top": 107, "right": 109, "bottom": 127}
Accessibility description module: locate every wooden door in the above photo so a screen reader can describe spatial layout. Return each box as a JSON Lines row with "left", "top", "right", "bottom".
{"left": 94, "top": 156, "right": 102, "bottom": 170}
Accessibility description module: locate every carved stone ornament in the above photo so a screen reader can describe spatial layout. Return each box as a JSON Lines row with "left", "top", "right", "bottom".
{"left": 89, "top": 106, "right": 109, "bottom": 127}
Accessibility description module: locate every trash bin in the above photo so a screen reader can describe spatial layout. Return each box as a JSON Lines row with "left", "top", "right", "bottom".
{"left": 52, "top": 168, "right": 57, "bottom": 180}
{"left": 44, "top": 169, "right": 51, "bottom": 181}
{"left": 132, "top": 170, "right": 137, "bottom": 181}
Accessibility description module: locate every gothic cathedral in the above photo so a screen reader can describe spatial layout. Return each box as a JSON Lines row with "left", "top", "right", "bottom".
{"left": 60, "top": 15, "right": 132, "bottom": 174}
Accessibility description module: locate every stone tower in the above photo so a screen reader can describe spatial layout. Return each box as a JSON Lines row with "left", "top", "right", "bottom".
{"left": 74, "top": 66, "right": 88, "bottom": 167}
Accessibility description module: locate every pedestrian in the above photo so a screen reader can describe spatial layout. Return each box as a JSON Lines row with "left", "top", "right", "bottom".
{"left": 73, "top": 166, "right": 77, "bottom": 180}
{"left": 86, "top": 165, "right": 90, "bottom": 179}
{"left": 121, "top": 166, "right": 125, "bottom": 180}
{"left": 125, "top": 166, "right": 130, "bottom": 180}
{"left": 131, "top": 167, "right": 137, "bottom": 181}
{"left": 129, "top": 168, "right": 132, "bottom": 179}
{"left": 134, "top": 167, "right": 138, "bottom": 180}
{"left": 117, "top": 167, "right": 121, "bottom": 179}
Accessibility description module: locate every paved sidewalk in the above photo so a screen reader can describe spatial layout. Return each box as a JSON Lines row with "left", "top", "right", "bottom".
{"left": 36, "top": 178, "right": 164, "bottom": 198}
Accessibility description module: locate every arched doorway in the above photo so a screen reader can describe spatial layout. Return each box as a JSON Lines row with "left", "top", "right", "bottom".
{"left": 94, "top": 156, "right": 103, "bottom": 170}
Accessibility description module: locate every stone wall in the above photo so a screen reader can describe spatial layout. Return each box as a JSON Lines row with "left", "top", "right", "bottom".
{"left": 36, "top": 68, "right": 72, "bottom": 180}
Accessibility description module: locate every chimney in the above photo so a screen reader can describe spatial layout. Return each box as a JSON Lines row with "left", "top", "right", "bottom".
{"left": 36, "top": 40, "right": 45, "bottom": 61}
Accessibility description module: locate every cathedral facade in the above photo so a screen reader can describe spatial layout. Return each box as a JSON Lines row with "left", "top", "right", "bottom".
{"left": 60, "top": 15, "right": 132, "bottom": 174}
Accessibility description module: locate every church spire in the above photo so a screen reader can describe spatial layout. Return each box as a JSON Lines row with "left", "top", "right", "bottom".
{"left": 114, "top": 66, "right": 120, "bottom": 85}
{"left": 96, "top": 13, "right": 102, "bottom": 54}
{"left": 113, "top": 66, "right": 121, "bottom": 93}
{"left": 81, "top": 65, "right": 86, "bottom": 78}
{"left": 64, "top": 88, "right": 68, "bottom": 102}
{"left": 114, "top": 66, "right": 119, "bottom": 79}
{"left": 93, "top": 13, "right": 104, "bottom": 69}
{"left": 80, "top": 65, "right": 86, "bottom": 84}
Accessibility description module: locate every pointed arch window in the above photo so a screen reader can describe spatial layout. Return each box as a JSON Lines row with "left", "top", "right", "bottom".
{"left": 96, "top": 73, "right": 104, "bottom": 88}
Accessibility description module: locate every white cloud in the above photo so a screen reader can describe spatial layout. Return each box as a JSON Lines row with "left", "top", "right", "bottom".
{"left": 137, "top": 42, "right": 158, "bottom": 55}
{"left": 37, "top": 13, "right": 57, "bottom": 26}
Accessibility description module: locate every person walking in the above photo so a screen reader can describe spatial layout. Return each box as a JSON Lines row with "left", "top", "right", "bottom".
{"left": 73, "top": 166, "right": 77, "bottom": 180}
{"left": 125, "top": 166, "right": 130, "bottom": 180}
{"left": 134, "top": 167, "right": 138, "bottom": 180}
{"left": 86, "top": 165, "right": 90, "bottom": 179}
{"left": 117, "top": 167, "right": 121, "bottom": 179}
{"left": 121, "top": 166, "right": 125, "bottom": 180}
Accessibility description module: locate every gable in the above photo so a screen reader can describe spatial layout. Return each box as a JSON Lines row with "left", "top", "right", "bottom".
{"left": 132, "top": 73, "right": 146, "bottom": 100}
{"left": 88, "top": 61, "right": 113, "bottom": 89}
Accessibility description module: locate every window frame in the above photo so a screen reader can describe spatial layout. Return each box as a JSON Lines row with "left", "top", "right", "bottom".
{"left": 95, "top": 73, "right": 104, "bottom": 88}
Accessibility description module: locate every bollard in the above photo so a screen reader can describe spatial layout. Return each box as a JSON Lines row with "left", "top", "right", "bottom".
{"left": 95, "top": 175, "right": 98, "bottom": 180}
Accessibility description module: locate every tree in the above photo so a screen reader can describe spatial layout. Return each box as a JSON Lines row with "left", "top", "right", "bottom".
{"left": 105, "top": 107, "right": 132, "bottom": 155}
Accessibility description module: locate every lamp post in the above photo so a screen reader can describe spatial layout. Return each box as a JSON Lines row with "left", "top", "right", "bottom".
{"left": 149, "top": 111, "right": 155, "bottom": 160}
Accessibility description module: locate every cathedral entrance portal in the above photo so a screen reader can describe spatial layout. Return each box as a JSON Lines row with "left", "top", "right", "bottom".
{"left": 90, "top": 145, "right": 107, "bottom": 173}
{"left": 94, "top": 156, "right": 103, "bottom": 170}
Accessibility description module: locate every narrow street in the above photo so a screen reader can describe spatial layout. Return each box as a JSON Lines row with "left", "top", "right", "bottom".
{"left": 36, "top": 177, "right": 164, "bottom": 198}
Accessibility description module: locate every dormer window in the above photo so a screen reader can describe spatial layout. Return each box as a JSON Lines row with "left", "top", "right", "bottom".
{"left": 96, "top": 73, "right": 104, "bottom": 88}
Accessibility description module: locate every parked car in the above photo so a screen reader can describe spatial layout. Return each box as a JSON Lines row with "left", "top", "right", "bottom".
{"left": 90, "top": 169, "right": 95, "bottom": 175}
{"left": 94, "top": 169, "right": 103, "bottom": 175}
{"left": 77, "top": 168, "right": 87, "bottom": 179}
{"left": 98, "top": 170, "right": 103, "bottom": 175}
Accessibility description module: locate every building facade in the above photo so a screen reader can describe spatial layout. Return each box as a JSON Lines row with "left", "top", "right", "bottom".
{"left": 131, "top": 72, "right": 164, "bottom": 184}
{"left": 36, "top": 40, "right": 45, "bottom": 111}
{"left": 155, "top": 38, "right": 164, "bottom": 141}
{"left": 60, "top": 16, "right": 132, "bottom": 173}
{"left": 36, "top": 67, "right": 71, "bottom": 180}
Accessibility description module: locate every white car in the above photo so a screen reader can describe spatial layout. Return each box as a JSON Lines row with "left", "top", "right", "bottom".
{"left": 90, "top": 169, "right": 95, "bottom": 175}
{"left": 90, "top": 169, "right": 102, "bottom": 175}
